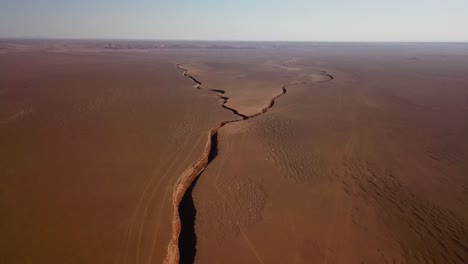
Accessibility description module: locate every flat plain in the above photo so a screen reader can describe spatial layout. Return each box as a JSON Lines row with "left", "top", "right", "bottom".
{"left": 0, "top": 40, "right": 467, "bottom": 263}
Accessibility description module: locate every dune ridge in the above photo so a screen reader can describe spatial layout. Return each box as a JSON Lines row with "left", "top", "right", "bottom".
{"left": 164, "top": 63, "right": 334, "bottom": 264}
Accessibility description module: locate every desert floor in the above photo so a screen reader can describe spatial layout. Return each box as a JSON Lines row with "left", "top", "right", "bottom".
{"left": 0, "top": 40, "right": 467, "bottom": 263}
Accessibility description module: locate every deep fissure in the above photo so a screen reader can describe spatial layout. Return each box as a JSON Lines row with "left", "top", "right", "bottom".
{"left": 165, "top": 63, "right": 333, "bottom": 264}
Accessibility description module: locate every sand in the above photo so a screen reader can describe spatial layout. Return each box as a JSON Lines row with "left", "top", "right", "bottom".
{"left": 189, "top": 44, "right": 468, "bottom": 264}
{"left": 0, "top": 47, "right": 234, "bottom": 263}
{"left": 0, "top": 41, "right": 467, "bottom": 264}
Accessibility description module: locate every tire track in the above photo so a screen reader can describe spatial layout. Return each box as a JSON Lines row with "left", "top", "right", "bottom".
{"left": 164, "top": 63, "right": 334, "bottom": 264}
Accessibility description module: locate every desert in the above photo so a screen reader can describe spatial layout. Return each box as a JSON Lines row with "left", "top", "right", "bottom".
{"left": 0, "top": 40, "right": 467, "bottom": 264}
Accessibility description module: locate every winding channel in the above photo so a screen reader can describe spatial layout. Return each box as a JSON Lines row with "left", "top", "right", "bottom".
{"left": 164, "top": 63, "right": 334, "bottom": 264}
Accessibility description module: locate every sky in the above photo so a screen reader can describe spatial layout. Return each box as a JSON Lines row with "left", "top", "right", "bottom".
{"left": 1, "top": 0, "right": 467, "bottom": 42}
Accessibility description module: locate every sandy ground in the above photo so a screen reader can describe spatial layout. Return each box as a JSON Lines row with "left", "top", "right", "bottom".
{"left": 1, "top": 41, "right": 467, "bottom": 263}
{"left": 190, "top": 45, "right": 468, "bottom": 264}
{"left": 178, "top": 60, "right": 329, "bottom": 116}
{"left": 0, "top": 48, "right": 234, "bottom": 263}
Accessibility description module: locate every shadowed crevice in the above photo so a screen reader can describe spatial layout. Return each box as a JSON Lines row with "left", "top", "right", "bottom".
{"left": 208, "top": 133, "right": 218, "bottom": 163}
{"left": 178, "top": 175, "right": 200, "bottom": 264}
{"left": 209, "top": 89, "right": 225, "bottom": 94}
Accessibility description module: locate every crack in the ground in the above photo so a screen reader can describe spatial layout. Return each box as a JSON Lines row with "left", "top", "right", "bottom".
{"left": 164, "top": 63, "right": 334, "bottom": 264}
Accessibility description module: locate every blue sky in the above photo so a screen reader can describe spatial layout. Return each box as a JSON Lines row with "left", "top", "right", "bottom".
{"left": 1, "top": 0, "right": 467, "bottom": 41}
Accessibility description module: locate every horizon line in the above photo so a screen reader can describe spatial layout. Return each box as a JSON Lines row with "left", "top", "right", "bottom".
{"left": 0, "top": 37, "right": 467, "bottom": 44}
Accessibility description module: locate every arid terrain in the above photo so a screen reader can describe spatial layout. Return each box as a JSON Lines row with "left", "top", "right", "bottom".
{"left": 0, "top": 40, "right": 467, "bottom": 264}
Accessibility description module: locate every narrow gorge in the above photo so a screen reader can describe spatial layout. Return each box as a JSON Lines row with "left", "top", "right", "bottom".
{"left": 164, "top": 63, "right": 334, "bottom": 264}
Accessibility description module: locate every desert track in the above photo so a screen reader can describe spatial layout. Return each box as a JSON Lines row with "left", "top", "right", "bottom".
{"left": 164, "top": 63, "right": 334, "bottom": 263}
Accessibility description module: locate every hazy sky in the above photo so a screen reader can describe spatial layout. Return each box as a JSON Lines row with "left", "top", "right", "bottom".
{"left": 1, "top": 0, "right": 467, "bottom": 41}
